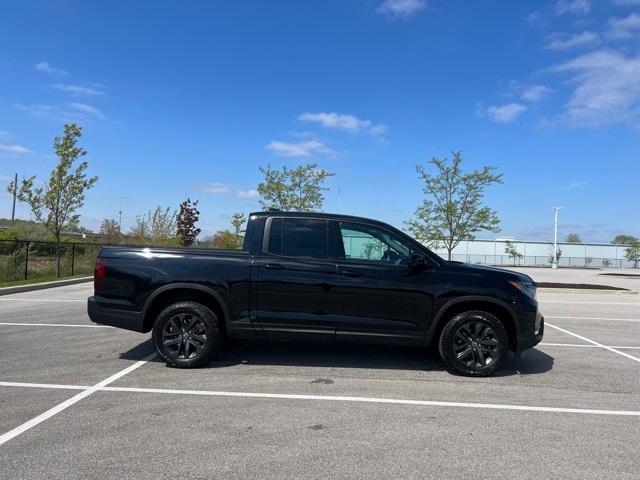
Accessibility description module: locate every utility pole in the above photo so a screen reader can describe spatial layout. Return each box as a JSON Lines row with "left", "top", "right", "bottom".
{"left": 552, "top": 207, "right": 562, "bottom": 269}
{"left": 11, "top": 173, "right": 17, "bottom": 224}
{"left": 118, "top": 210, "right": 122, "bottom": 233}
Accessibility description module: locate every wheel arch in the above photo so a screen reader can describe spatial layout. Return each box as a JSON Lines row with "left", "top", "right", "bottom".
{"left": 429, "top": 296, "right": 518, "bottom": 350}
{"left": 141, "top": 283, "right": 230, "bottom": 334}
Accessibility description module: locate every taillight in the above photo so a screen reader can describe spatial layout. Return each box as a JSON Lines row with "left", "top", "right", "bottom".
{"left": 94, "top": 261, "right": 106, "bottom": 292}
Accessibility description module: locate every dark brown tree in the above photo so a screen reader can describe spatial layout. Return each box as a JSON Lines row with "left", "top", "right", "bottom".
{"left": 176, "top": 198, "right": 201, "bottom": 247}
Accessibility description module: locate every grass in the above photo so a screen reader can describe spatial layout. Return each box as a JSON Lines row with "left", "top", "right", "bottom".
{"left": 0, "top": 274, "right": 91, "bottom": 288}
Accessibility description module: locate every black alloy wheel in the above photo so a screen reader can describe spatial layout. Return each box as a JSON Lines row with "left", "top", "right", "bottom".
{"left": 452, "top": 321, "right": 499, "bottom": 369}
{"left": 438, "top": 310, "right": 508, "bottom": 376}
{"left": 152, "top": 301, "right": 221, "bottom": 368}
{"left": 161, "top": 313, "right": 208, "bottom": 360}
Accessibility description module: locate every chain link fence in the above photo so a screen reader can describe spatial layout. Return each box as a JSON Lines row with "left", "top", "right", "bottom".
{"left": 0, "top": 240, "right": 103, "bottom": 284}
{"left": 433, "top": 239, "right": 636, "bottom": 269}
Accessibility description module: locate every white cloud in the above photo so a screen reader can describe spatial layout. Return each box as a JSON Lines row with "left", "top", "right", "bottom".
{"left": 34, "top": 61, "right": 68, "bottom": 76}
{"left": 545, "top": 31, "right": 599, "bottom": 50}
{"left": 0, "top": 143, "right": 31, "bottom": 154}
{"left": 265, "top": 139, "right": 336, "bottom": 158}
{"left": 606, "top": 13, "right": 640, "bottom": 39}
{"left": 480, "top": 103, "right": 527, "bottom": 123}
{"left": 200, "top": 183, "right": 259, "bottom": 199}
{"left": 50, "top": 83, "right": 105, "bottom": 97}
{"left": 567, "top": 181, "right": 587, "bottom": 188}
{"left": 527, "top": 10, "right": 544, "bottom": 24}
{"left": 611, "top": 0, "right": 640, "bottom": 5}
{"left": 16, "top": 102, "right": 106, "bottom": 121}
{"left": 518, "top": 84, "right": 553, "bottom": 102}
{"left": 555, "top": 0, "right": 591, "bottom": 15}
{"left": 298, "top": 112, "right": 386, "bottom": 136}
{"left": 0, "top": 130, "right": 9, "bottom": 137}
{"left": 200, "top": 182, "right": 231, "bottom": 195}
{"left": 236, "top": 189, "right": 259, "bottom": 199}
{"left": 376, "top": 0, "right": 426, "bottom": 18}
{"left": 552, "top": 50, "right": 640, "bottom": 127}
{"left": 67, "top": 102, "right": 105, "bottom": 119}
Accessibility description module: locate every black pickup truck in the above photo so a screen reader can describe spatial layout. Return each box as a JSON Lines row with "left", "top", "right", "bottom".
{"left": 88, "top": 211, "right": 543, "bottom": 376}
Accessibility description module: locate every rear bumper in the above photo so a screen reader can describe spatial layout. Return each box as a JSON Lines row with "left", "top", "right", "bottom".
{"left": 87, "top": 296, "right": 145, "bottom": 333}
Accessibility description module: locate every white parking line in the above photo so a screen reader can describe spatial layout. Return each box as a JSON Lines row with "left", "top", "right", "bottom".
{"left": 546, "top": 315, "right": 640, "bottom": 322}
{"left": 0, "top": 380, "right": 638, "bottom": 417}
{"left": 540, "top": 343, "right": 640, "bottom": 350}
{"left": 541, "top": 301, "right": 640, "bottom": 306}
{"left": 0, "top": 322, "right": 112, "bottom": 328}
{"left": 0, "top": 353, "right": 156, "bottom": 446}
{"left": 0, "top": 298, "right": 85, "bottom": 303}
{"left": 546, "top": 322, "right": 640, "bottom": 364}
{"left": 0, "top": 381, "right": 87, "bottom": 391}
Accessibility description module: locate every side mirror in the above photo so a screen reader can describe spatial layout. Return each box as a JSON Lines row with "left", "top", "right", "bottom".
{"left": 407, "top": 253, "right": 427, "bottom": 271}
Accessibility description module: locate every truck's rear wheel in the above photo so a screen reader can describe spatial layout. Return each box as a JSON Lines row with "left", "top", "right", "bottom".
{"left": 438, "top": 310, "right": 507, "bottom": 376}
{"left": 152, "top": 301, "right": 221, "bottom": 368}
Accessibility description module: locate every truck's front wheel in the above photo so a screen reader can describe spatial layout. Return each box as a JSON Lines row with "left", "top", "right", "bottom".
{"left": 152, "top": 301, "right": 221, "bottom": 368}
{"left": 438, "top": 310, "right": 508, "bottom": 376}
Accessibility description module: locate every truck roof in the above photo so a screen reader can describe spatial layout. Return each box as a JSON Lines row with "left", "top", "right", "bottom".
{"left": 249, "top": 211, "right": 395, "bottom": 227}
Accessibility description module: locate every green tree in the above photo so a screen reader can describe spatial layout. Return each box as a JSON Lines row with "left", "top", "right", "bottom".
{"left": 8, "top": 123, "right": 98, "bottom": 277}
{"left": 565, "top": 233, "right": 582, "bottom": 243}
{"left": 129, "top": 206, "right": 176, "bottom": 245}
{"left": 210, "top": 230, "right": 238, "bottom": 249}
{"left": 257, "top": 163, "right": 335, "bottom": 212}
{"left": 176, "top": 198, "right": 201, "bottom": 247}
{"left": 549, "top": 247, "right": 562, "bottom": 265}
{"left": 612, "top": 234, "right": 638, "bottom": 245}
{"left": 230, "top": 212, "right": 246, "bottom": 248}
{"left": 406, "top": 152, "right": 503, "bottom": 261}
{"left": 624, "top": 241, "right": 640, "bottom": 268}
{"left": 99, "top": 218, "right": 121, "bottom": 244}
{"left": 504, "top": 240, "right": 523, "bottom": 266}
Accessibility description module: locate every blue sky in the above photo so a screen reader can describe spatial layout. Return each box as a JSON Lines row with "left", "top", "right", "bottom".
{"left": 1, "top": 0, "right": 638, "bottom": 242}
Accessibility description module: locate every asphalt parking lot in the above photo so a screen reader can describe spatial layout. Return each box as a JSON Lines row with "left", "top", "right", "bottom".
{"left": 1, "top": 282, "right": 639, "bottom": 479}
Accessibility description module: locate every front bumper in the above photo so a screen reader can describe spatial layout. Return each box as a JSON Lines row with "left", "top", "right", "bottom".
{"left": 87, "top": 296, "right": 146, "bottom": 332}
{"left": 515, "top": 310, "right": 544, "bottom": 352}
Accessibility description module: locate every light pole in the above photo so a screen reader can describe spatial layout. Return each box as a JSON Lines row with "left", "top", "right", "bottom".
{"left": 552, "top": 207, "right": 562, "bottom": 269}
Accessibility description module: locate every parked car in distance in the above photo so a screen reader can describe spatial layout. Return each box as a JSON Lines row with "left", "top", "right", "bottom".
{"left": 88, "top": 211, "right": 544, "bottom": 376}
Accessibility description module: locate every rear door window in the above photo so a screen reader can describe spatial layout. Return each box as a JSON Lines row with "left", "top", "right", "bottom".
{"left": 266, "top": 218, "right": 328, "bottom": 259}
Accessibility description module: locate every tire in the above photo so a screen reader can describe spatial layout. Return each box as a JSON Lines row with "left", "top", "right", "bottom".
{"left": 438, "top": 310, "right": 508, "bottom": 377}
{"left": 152, "top": 301, "right": 222, "bottom": 368}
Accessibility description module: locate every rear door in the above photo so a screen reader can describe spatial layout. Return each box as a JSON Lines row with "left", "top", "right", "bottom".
{"left": 332, "top": 220, "right": 435, "bottom": 344}
{"left": 254, "top": 217, "right": 338, "bottom": 341}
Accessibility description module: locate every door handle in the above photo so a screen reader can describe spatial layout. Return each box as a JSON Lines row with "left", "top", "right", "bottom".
{"left": 340, "top": 269, "right": 363, "bottom": 277}
{"left": 265, "top": 263, "right": 284, "bottom": 270}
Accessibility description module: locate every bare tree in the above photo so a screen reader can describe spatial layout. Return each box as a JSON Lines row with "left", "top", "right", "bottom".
{"left": 129, "top": 206, "right": 176, "bottom": 245}
{"left": 99, "top": 218, "right": 121, "bottom": 244}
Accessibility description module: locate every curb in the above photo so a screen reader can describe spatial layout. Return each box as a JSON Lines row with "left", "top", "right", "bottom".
{"left": 0, "top": 276, "right": 92, "bottom": 296}
{"left": 537, "top": 287, "right": 638, "bottom": 295}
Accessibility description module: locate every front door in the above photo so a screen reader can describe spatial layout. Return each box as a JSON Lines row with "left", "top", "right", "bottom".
{"left": 255, "top": 217, "right": 338, "bottom": 342}
{"left": 332, "top": 220, "right": 435, "bottom": 344}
